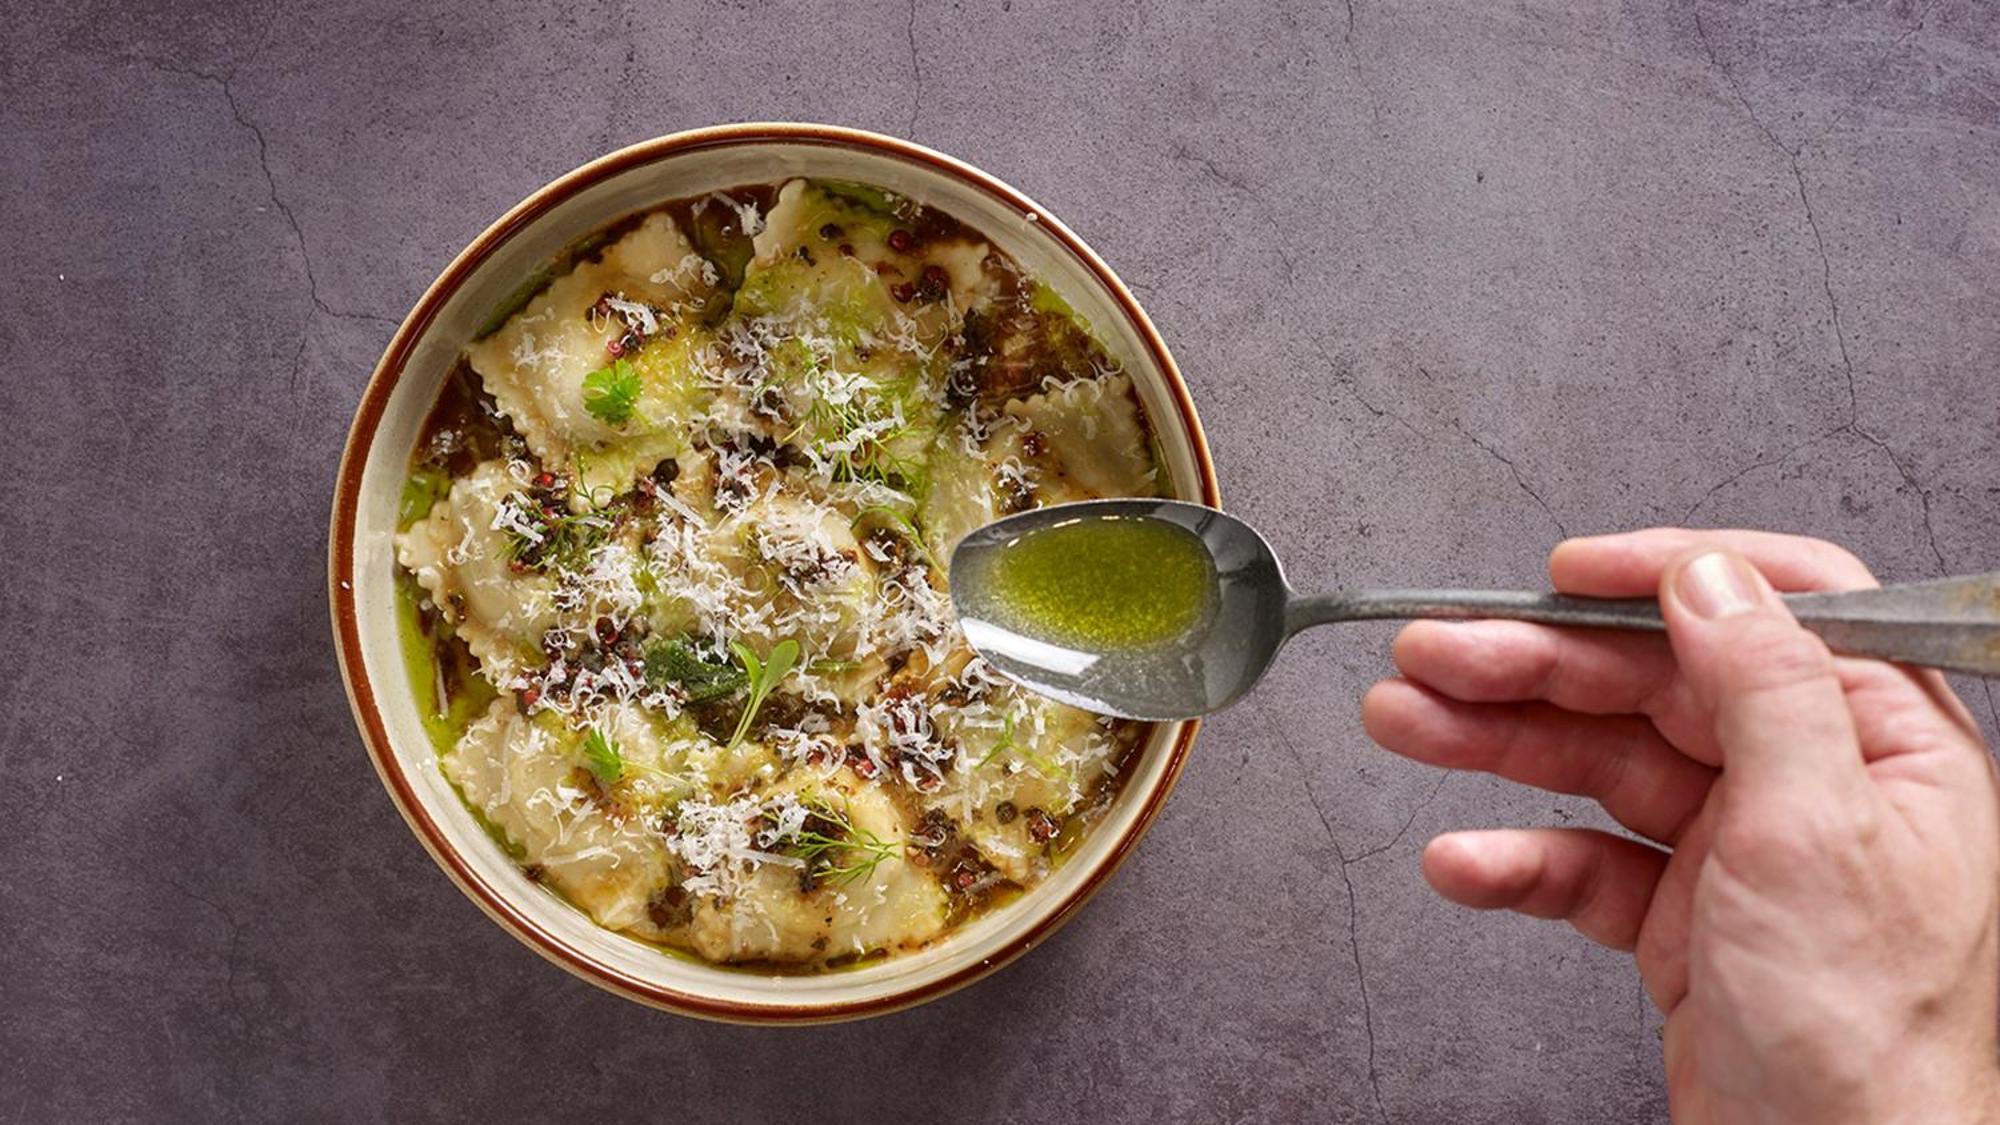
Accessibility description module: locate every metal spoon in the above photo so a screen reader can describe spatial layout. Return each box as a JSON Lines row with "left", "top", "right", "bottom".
{"left": 948, "top": 498, "right": 2000, "bottom": 721}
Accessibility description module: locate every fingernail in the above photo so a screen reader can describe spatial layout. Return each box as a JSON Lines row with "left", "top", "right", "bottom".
{"left": 1675, "top": 551, "right": 1762, "bottom": 619}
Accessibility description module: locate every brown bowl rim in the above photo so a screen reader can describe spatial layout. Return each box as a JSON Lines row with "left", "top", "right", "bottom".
{"left": 327, "top": 122, "right": 1222, "bottom": 1023}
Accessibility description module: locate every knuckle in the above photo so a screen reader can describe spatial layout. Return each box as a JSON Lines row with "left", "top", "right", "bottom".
{"left": 1456, "top": 652, "right": 1521, "bottom": 699}
{"left": 1440, "top": 622, "right": 1558, "bottom": 699}
{"left": 1577, "top": 722, "right": 1637, "bottom": 800}
{"left": 1716, "top": 620, "right": 1836, "bottom": 693}
{"left": 1712, "top": 813, "right": 1820, "bottom": 877}
{"left": 1555, "top": 843, "right": 1609, "bottom": 920}
{"left": 1713, "top": 797, "right": 1875, "bottom": 872}
{"left": 1521, "top": 631, "right": 1566, "bottom": 699}
{"left": 1489, "top": 705, "right": 1538, "bottom": 768}
{"left": 1711, "top": 810, "right": 1795, "bottom": 863}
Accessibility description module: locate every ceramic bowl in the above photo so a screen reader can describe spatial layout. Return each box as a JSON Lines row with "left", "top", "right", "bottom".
{"left": 329, "top": 123, "right": 1219, "bottom": 1022}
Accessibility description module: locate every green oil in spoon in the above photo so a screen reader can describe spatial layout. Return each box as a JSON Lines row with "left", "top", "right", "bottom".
{"left": 974, "top": 515, "right": 1216, "bottom": 652}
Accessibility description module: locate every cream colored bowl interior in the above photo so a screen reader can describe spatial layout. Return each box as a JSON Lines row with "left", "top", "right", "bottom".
{"left": 341, "top": 129, "right": 1208, "bottom": 1018}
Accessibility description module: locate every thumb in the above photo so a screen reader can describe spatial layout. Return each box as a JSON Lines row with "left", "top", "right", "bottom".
{"left": 1659, "top": 549, "right": 1865, "bottom": 803}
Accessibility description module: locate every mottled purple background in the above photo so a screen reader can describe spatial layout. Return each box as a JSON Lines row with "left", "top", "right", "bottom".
{"left": 6, "top": 1, "right": 1999, "bottom": 1121}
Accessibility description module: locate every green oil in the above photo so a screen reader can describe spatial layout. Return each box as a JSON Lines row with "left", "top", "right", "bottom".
{"left": 395, "top": 569, "right": 496, "bottom": 757}
{"left": 982, "top": 516, "right": 1214, "bottom": 651}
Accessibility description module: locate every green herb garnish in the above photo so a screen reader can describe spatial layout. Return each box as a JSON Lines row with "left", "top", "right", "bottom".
{"left": 775, "top": 353, "right": 926, "bottom": 490}
{"left": 642, "top": 638, "right": 748, "bottom": 703}
{"left": 582, "top": 359, "right": 642, "bottom": 426}
{"left": 500, "top": 462, "right": 617, "bottom": 573}
{"left": 974, "top": 715, "right": 1018, "bottom": 770}
{"left": 582, "top": 726, "right": 624, "bottom": 783}
{"left": 726, "top": 638, "right": 800, "bottom": 750}
{"left": 973, "top": 714, "right": 1060, "bottom": 777}
{"left": 852, "top": 505, "right": 939, "bottom": 570}
{"left": 503, "top": 501, "right": 612, "bottom": 573}
{"left": 779, "top": 796, "right": 902, "bottom": 886}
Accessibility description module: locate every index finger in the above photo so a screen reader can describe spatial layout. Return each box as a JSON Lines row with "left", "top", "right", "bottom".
{"left": 1549, "top": 529, "right": 1878, "bottom": 597}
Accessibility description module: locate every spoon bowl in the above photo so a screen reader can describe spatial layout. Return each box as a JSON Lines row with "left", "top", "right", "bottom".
{"left": 950, "top": 499, "right": 1290, "bottom": 720}
{"left": 951, "top": 500, "right": 2000, "bottom": 720}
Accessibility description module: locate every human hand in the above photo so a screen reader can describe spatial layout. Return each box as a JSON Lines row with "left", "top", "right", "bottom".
{"left": 1361, "top": 530, "right": 2000, "bottom": 1123}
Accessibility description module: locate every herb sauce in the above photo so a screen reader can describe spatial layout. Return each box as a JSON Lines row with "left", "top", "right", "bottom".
{"left": 974, "top": 516, "right": 1214, "bottom": 652}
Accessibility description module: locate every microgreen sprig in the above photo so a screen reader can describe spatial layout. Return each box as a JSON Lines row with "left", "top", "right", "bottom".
{"left": 777, "top": 360, "right": 926, "bottom": 490}
{"left": 726, "top": 638, "right": 800, "bottom": 751}
{"left": 973, "top": 715, "right": 1017, "bottom": 771}
{"left": 582, "top": 726, "right": 624, "bottom": 783}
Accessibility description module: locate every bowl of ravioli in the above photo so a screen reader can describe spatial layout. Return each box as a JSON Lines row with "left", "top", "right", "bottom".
{"left": 330, "top": 124, "right": 1219, "bottom": 1021}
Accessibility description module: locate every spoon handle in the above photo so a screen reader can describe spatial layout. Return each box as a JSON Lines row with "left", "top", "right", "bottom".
{"left": 1288, "top": 573, "right": 2000, "bottom": 678}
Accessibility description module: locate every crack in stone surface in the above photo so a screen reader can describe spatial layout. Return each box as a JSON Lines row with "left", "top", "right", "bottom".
{"left": 1843, "top": 424, "right": 1949, "bottom": 571}
{"left": 1822, "top": 0, "right": 1943, "bottom": 137}
{"left": 1344, "top": 771, "right": 1450, "bottom": 865}
{"left": 1334, "top": 1, "right": 1387, "bottom": 138}
{"left": 1170, "top": 145, "right": 1441, "bottom": 456}
{"left": 1326, "top": 833, "right": 1386, "bottom": 1123}
{"left": 1404, "top": 366, "right": 1568, "bottom": 537}
{"left": 904, "top": 0, "right": 922, "bottom": 137}
{"left": 1256, "top": 703, "right": 1410, "bottom": 1122}
{"left": 1431, "top": 395, "right": 1567, "bottom": 536}
{"left": 1679, "top": 428, "right": 1840, "bottom": 523}
{"left": 107, "top": 50, "right": 398, "bottom": 397}
{"left": 121, "top": 54, "right": 395, "bottom": 323}
{"left": 228, "top": 90, "right": 400, "bottom": 336}
{"left": 1691, "top": 6, "right": 1948, "bottom": 576}
{"left": 170, "top": 879, "right": 249, "bottom": 1027}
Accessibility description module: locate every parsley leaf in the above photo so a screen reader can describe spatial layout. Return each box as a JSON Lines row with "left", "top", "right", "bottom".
{"left": 581, "top": 360, "right": 641, "bottom": 426}
{"left": 726, "top": 638, "right": 800, "bottom": 751}
{"left": 641, "top": 638, "right": 748, "bottom": 703}
{"left": 582, "top": 726, "right": 624, "bottom": 783}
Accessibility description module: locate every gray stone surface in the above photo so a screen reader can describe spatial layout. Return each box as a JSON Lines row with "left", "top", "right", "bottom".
{"left": 4, "top": 0, "right": 1998, "bottom": 1120}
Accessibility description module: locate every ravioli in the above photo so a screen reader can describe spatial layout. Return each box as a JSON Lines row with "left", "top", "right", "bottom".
{"left": 1004, "top": 374, "right": 1159, "bottom": 499}
{"left": 395, "top": 179, "right": 1166, "bottom": 970}
{"left": 927, "top": 680, "right": 1115, "bottom": 882}
{"left": 644, "top": 486, "right": 883, "bottom": 660}
{"left": 445, "top": 698, "right": 679, "bottom": 938}
{"left": 739, "top": 178, "right": 994, "bottom": 341}
{"left": 466, "top": 212, "right": 721, "bottom": 490}
{"left": 726, "top": 179, "right": 998, "bottom": 493}
{"left": 397, "top": 460, "right": 561, "bottom": 682}
{"left": 682, "top": 778, "right": 949, "bottom": 962}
